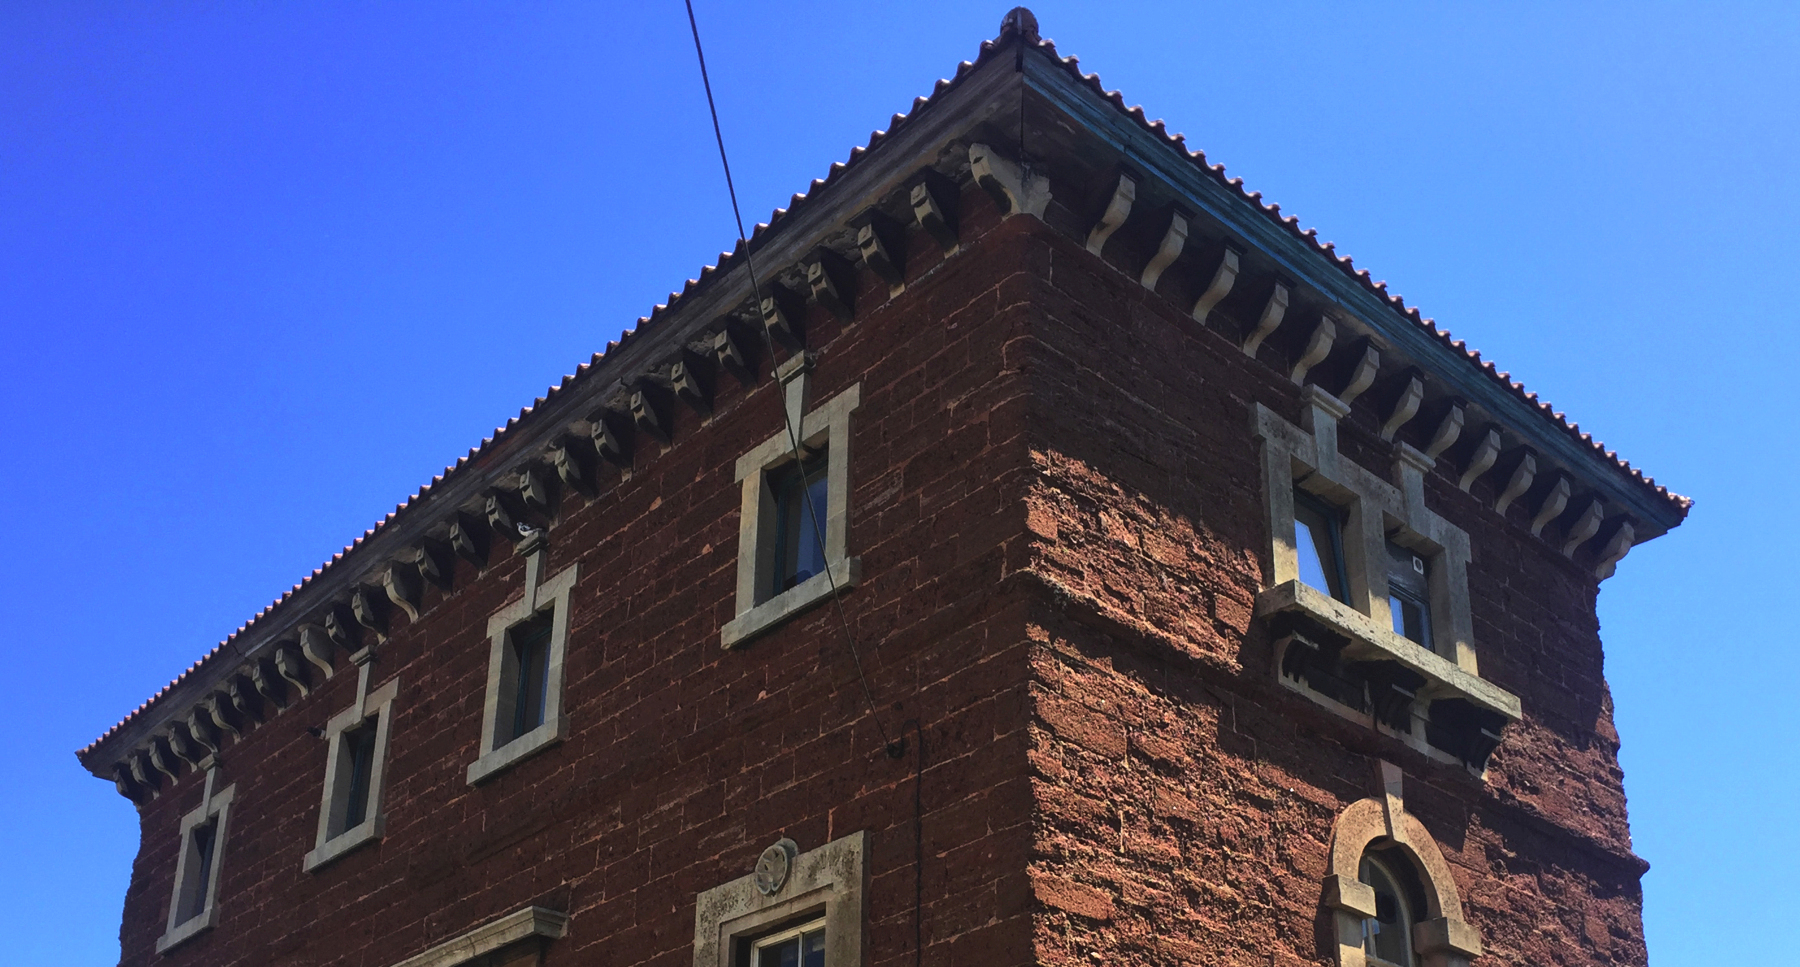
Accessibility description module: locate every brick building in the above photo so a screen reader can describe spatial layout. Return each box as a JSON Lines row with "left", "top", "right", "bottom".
{"left": 79, "top": 10, "right": 1688, "bottom": 967}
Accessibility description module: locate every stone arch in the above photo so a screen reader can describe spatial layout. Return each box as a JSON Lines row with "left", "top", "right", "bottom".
{"left": 1321, "top": 764, "right": 1482, "bottom": 967}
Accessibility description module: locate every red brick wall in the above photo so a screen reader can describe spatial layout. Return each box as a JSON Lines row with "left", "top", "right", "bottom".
{"left": 116, "top": 193, "right": 1647, "bottom": 967}
{"left": 1017, "top": 217, "right": 1648, "bottom": 966}
{"left": 119, "top": 193, "right": 1044, "bottom": 967}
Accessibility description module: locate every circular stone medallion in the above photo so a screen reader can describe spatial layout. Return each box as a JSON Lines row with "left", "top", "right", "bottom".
{"left": 753, "top": 839, "right": 798, "bottom": 896}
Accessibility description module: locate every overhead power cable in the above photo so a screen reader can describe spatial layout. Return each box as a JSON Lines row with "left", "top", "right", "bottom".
{"left": 681, "top": 0, "right": 902, "bottom": 758}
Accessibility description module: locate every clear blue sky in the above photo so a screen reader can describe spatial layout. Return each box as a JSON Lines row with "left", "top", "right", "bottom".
{"left": 3, "top": 3, "right": 1792, "bottom": 963}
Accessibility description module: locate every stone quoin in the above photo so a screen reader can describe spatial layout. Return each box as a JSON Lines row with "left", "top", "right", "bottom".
{"left": 79, "top": 9, "right": 1686, "bottom": 967}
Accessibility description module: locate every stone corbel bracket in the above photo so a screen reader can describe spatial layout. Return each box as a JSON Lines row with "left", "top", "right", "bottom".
{"left": 854, "top": 208, "right": 907, "bottom": 291}
{"left": 1190, "top": 245, "right": 1240, "bottom": 323}
{"left": 909, "top": 168, "right": 961, "bottom": 252}
{"left": 970, "top": 142, "right": 1050, "bottom": 218}
{"left": 1380, "top": 372, "right": 1425, "bottom": 442}
{"left": 1241, "top": 281, "right": 1289, "bottom": 357}
{"left": 1290, "top": 315, "right": 1336, "bottom": 385}
{"left": 1337, "top": 341, "right": 1380, "bottom": 406}
{"left": 1140, "top": 206, "right": 1191, "bottom": 291}
{"left": 1085, "top": 169, "right": 1136, "bottom": 254}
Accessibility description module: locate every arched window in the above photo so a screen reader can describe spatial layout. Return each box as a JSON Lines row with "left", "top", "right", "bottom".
{"left": 1358, "top": 851, "right": 1417, "bottom": 967}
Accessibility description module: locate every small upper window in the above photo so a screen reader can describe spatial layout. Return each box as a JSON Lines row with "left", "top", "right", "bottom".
{"left": 1294, "top": 489, "right": 1349, "bottom": 603}
{"left": 503, "top": 612, "right": 554, "bottom": 746}
{"left": 1386, "top": 542, "right": 1431, "bottom": 648}
{"left": 176, "top": 821, "right": 217, "bottom": 925}
{"left": 770, "top": 451, "right": 830, "bottom": 599}
{"left": 1358, "top": 853, "right": 1416, "bottom": 967}
{"left": 750, "top": 919, "right": 827, "bottom": 967}
{"left": 338, "top": 718, "right": 379, "bottom": 832}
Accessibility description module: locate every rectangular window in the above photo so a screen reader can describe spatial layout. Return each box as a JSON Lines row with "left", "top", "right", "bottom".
{"left": 1386, "top": 542, "right": 1432, "bottom": 649}
{"left": 750, "top": 919, "right": 828, "bottom": 967}
{"left": 1294, "top": 489, "right": 1349, "bottom": 603}
{"left": 177, "top": 821, "right": 216, "bottom": 925}
{"left": 504, "top": 612, "right": 554, "bottom": 746}
{"left": 339, "top": 718, "right": 379, "bottom": 832}
{"left": 771, "top": 451, "right": 830, "bottom": 599}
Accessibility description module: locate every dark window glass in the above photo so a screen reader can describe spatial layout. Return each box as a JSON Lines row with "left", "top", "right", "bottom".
{"left": 1359, "top": 854, "right": 1415, "bottom": 967}
{"left": 1293, "top": 489, "right": 1349, "bottom": 603}
{"left": 341, "top": 718, "right": 379, "bottom": 831}
{"left": 753, "top": 925, "right": 826, "bottom": 967}
{"left": 179, "top": 821, "right": 216, "bottom": 924}
{"left": 1385, "top": 542, "right": 1432, "bottom": 648}
{"left": 773, "top": 452, "right": 830, "bottom": 594}
{"left": 508, "top": 614, "right": 554, "bottom": 743}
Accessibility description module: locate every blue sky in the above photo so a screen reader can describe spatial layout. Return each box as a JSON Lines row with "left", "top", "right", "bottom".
{"left": 2, "top": 3, "right": 1792, "bottom": 963}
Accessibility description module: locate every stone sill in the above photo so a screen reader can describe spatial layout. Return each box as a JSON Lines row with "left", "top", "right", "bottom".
{"left": 155, "top": 905, "right": 217, "bottom": 954}
{"left": 720, "top": 557, "right": 860, "bottom": 649}
{"left": 1256, "top": 581, "right": 1520, "bottom": 721}
{"left": 304, "top": 815, "right": 384, "bottom": 872}
{"left": 466, "top": 716, "right": 568, "bottom": 786}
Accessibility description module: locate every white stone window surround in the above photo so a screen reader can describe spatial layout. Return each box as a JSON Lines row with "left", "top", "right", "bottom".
{"left": 156, "top": 770, "right": 235, "bottom": 953}
{"left": 467, "top": 541, "right": 579, "bottom": 786}
{"left": 1251, "top": 388, "right": 1521, "bottom": 748}
{"left": 693, "top": 831, "right": 868, "bottom": 967}
{"left": 720, "top": 362, "right": 862, "bottom": 649}
{"left": 303, "top": 660, "right": 399, "bottom": 872}
{"left": 383, "top": 905, "right": 568, "bottom": 967}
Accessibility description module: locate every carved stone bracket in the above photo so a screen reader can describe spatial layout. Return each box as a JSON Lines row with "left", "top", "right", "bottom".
{"left": 671, "top": 351, "right": 714, "bottom": 416}
{"left": 301, "top": 624, "right": 337, "bottom": 677}
{"left": 854, "top": 210, "right": 906, "bottom": 289}
{"left": 1337, "top": 342, "right": 1380, "bottom": 405}
{"left": 1085, "top": 170, "right": 1136, "bottom": 254}
{"left": 759, "top": 286, "right": 807, "bottom": 351}
{"left": 1241, "top": 282, "right": 1289, "bottom": 356}
{"left": 1561, "top": 497, "right": 1605, "bottom": 556}
{"left": 1140, "top": 208, "right": 1190, "bottom": 290}
{"left": 1379, "top": 373, "right": 1425, "bottom": 442}
{"left": 416, "top": 539, "right": 455, "bottom": 590}
{"left": 713, "top": 327, "right": 755, "bottom": 385}
{"left": 1424, "top": 403, "right": 1465, "bottom": 460}
{"left": 909, "top": 169, "right": 960, "bottom": 252}
{"left": 591, "top": 411, "right": 633, "bottom": 469}
{"left": 384, "top": 561, "right": 423, "bottom": 622}
{"left": 449, "top": 511, "right": 490, "bottom": 567}
{"left": 629, "top": 386, "right": 671, "bottom": 445}
{"left": 1493, "top": 451, "right": 1536, "bottom": 516}
{"left": 969, "top": 143, "right": 1050, "bottom": 218}
{"left": 350, "top": 584, "right": 389, "bottom": 639}
{"left": 1595, "top": 521, "right": 1636, "bottom": 579}
{"left": 1458, "top": 428, "right": 1501, "bottom": 492}
{"left": 552, "top": 437, "right": 596, "bottom": 497}
{"left": 805, "top": 249, "right": 856, "bottom": 322}
{"left": 1190, "top": 246, "right": 1240, "bottom": 323}
{"left": 518, "top": 466, "right": 554, "bottom": 515}
{"left": 1530, "top": 476, "right": 1572, "bottom": 538}
{"left": 1290, "top": 315, "right": 1336, "bottom": 385}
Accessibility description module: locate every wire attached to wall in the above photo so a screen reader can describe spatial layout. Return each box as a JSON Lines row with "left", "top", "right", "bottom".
{"left": 682, "top": 0, "right": 904, "bottom": 760}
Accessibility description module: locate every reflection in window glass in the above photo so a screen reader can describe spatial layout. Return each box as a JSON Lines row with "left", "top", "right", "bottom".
{"left": 341, "top": 718, "right": 379, "bottom": 831}
{"left": 774, "top": 452, "right": 830, "bottom": 594}
{"left": 751, "top": 922, "right": 826, "bottom": 967}
{"left": 1293, "top": 490, "right": 1348, "bottom": 603}
{"left": 178, "top": 822, "right": 216, "bottom": 924}
{"left": 1385, "top": 542, "right": 1432, "bottom": 648}
{"left": 1359, "top": 854, "right": 1415, "bottom": 967}
{"left": 507, "top": 613, "right": 554, "bottom": 743}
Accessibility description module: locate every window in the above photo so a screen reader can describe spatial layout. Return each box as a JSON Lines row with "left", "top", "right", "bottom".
{"left": 306, "top": 674, "right": 396, "bottom": 871}
{"left": 749, "top": 919, "right": 827, "bottom": 967}
{"left": 469, "top": 543, "right": 577, "bottom": 785}
{"left": 503, "top": 612, "right": 553, "bottom": 744}
{"left": 1386, "top": 542, "right": 1431, "bottom": 648}
{"left": 1294, "top": 488, "right": 1349, "bottom": 603}
{"left": 1359, "top": 853, "right": 1416, "bottom": 967}
{"left": 157, "top": 776, "right": 234, "bottom": 952}
{"left": 771, "top": 452, "right": 830, "bottom": 598}
{"left": 723, "top": 377, "right": 862, "bottom": 649}
{"left": 693, "top": 832, "right": 867, "bottom": 967}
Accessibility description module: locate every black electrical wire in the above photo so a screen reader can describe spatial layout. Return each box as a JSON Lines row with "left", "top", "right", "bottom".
{"left": 682, "top": 0, "right": 899, "bottom": 756}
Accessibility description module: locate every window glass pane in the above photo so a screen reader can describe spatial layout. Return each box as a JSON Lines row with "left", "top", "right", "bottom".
{"left": 801, "top": 928, "right": 826, "bottom": 967}
{"left": 181, "top": 822, "right": 216, "bottom": 923}
{"left": 1385, "top": 542, "right": 1432, "bottom": 648}
{"left": 1293, "top": 491, "right": 1347, "bottom": 602}
{"left": 775, "top": 452, "right": 830, "bottom": 593}
{"left": 1359, "top": 855, "right": 1413, "bottom": 967}
{"left": 509, "top": 615, "right": 553, "bottom": 742}
{"left": 342, "top": 717, "right": 378, "bottom": 830}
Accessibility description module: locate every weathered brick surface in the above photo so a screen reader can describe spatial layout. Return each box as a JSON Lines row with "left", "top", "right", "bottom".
{"left": 115, "top": 199, "right": 1647, "bottom": 967}
{"left": 1017, "top": 219, "right": 1647, "bottom": 967}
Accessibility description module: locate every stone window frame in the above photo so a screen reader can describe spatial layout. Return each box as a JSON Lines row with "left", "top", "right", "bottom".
{"left": 383, "top": 905, "right": 568, "bottom": 967}
{"left": 1252, "top": 388, "right": 1520, "bottom": 764}
{"left": 720, "top": 363, "right": 862, "bottom": 649}
{"left": 467, "top": 539, "right": 578, "bottom": 785}
{"left": 303, "top": 661, "right": 399, "bottom": 872}
{"left": 1323, "top": 763, "right": 1483, "bottom": 967}
{"left": 693, "top": 831, "right": 868, "bottom": 967}
{"left": 156, "top": 771, "right": 235, "bottom": 953}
